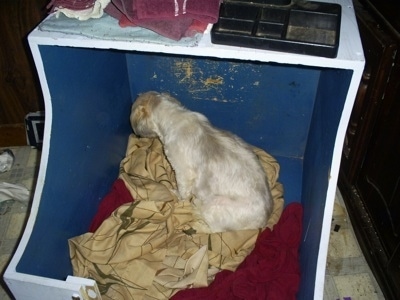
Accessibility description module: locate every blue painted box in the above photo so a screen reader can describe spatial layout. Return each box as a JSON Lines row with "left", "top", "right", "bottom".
{"left": 4, "top": 1, "right": 365, "bottom": 299}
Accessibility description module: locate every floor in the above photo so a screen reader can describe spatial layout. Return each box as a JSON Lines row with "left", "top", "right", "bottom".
{"left": 0, "top": 146, "right": 386, "bottom": 300}
{"left": 324, "top": 190, "right": 385, "bottom": 300}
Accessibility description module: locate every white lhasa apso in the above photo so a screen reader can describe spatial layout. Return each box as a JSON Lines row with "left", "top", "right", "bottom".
{"left": 130, "top": 91, "right": 273, "bottom": 233}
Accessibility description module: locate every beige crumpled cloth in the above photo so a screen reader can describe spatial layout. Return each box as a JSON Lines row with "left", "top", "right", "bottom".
{"left": 69, "top": 135, "right": 284, "bottom": 299}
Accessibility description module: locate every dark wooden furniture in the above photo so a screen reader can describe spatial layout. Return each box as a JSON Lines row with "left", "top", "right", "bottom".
{"left": 339, "top": 1, "right": 400, "bottom": 299}
{"left": 0, "top": 0, "right": 47, "bottom": 146}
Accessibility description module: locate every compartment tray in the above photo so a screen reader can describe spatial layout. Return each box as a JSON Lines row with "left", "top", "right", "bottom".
{"left": 211, "top": 1, "right": 341, "bottom": 58}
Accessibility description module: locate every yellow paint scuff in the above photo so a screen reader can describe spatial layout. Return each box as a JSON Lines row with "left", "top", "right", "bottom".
{"left": 202, "top": 76, "right": 224, "bottom": 86}
{"left": 174, "top": 61, "right": 194, "bottom": 83}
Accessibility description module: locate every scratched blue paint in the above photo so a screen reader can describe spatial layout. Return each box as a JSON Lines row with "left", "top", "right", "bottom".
{"left": 126, "top": 53, "right": 319, "bottom": 158}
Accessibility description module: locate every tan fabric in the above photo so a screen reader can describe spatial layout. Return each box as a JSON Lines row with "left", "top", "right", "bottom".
{"left": 69, "top": 135, "right": 284, "bottom": 299}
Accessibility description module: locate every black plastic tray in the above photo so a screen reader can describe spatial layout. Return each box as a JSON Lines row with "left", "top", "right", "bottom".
{"left": 211, "top": 1, "right": 341, "bottom": 58}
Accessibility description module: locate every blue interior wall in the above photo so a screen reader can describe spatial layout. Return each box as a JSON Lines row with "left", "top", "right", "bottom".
{"left": 17, "top": 46, "right": 133, "bottom": 279}
{"left": 126, "top": 53, "right": 320, "bottom": 159}
{"left": 298, "top": 68, "right": 352, "bottom": 299}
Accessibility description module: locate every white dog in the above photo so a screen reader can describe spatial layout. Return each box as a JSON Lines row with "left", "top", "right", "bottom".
{"left": 130, "top": 91, "right": 273, "bottom": 233}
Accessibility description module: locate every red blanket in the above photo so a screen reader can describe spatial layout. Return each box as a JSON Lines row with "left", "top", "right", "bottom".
{"left": 171, "top": 202, "right": 302, "bottom": 300}
{"left": 105, "top": 0, "right": 220, "bottom": 40}
{"left": 89, "top": 179, "right": 133, "bottom": 232}
{"left": 89, "top": 180, "right": 302, "bottom": 299}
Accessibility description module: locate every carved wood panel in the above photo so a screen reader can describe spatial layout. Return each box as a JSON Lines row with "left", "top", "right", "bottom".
{"left": 339, "top": 1, "right": 400, "bottom": 299}
{"left": 340, "top": 0, "right": 397, "bottom": 183}
{"left": 356, "top": 52, "right": 400, "bottom": 256}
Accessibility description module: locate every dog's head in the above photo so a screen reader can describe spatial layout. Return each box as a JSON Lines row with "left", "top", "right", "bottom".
{"left": 130, "top": 91, "right": 182, "bottom": 137}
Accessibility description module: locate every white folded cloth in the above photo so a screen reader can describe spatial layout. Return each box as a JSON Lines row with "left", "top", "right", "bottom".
{"left": 0, "top": 182, "right": 30, "bottom": 202}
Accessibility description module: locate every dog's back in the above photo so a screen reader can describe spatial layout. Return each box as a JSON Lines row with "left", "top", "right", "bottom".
{"left": 189, "top": 119, "right": 273, "bottom": 231}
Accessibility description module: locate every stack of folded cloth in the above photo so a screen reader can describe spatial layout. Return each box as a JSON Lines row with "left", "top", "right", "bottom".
{"left": 47, "top": 0, "right": 222, "bottom": 40}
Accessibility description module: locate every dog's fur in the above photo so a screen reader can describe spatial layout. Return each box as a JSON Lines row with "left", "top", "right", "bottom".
{"left": 130, "top": 91, "right": 273, "bottom": 232}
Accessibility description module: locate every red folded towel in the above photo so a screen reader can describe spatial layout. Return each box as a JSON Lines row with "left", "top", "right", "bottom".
{"left": 136, "top": 0, "right": 177, "bottom": 20}
{"left": 105, "top": 0, "right": 220, "bottom": 40}
{"left": 185, "top": 0, "right": 221, "bottom": 23}
{"left": 136, "top": 0, "right": 220, "bottom": 24}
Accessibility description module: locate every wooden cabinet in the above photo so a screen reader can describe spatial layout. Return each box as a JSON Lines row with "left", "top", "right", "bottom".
{"left": 339, "top": 1, "right": 400, "bottom": 299}
{"left": 0, "top": 0, "right": 47, "bottom": 146}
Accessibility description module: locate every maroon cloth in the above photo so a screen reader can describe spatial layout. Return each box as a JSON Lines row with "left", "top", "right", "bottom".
{"left": 135, "top": 0, "right": 220, "bottom": 24}
{"left": 46, "top": 0, "right": 218, "bottom": 40}
{"left": 104, "top": 0, "right": 191, "bottom": 40}
{"left": 89, "top": 179, "right": 134, "bottom": 232}
{"left": 171, "top": 202, "right": 303, "bottom": 300}
{"left": 104, "top": 0, "right": 220, "bottom": 40}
